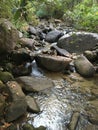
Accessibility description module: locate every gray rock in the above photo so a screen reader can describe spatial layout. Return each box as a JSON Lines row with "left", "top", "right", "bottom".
{"left": 52, "top": 45, "right": 72, "bottom": 58}
{"left": 74, "top": 55, "right": 95, "bottom": 77}
{"left": 45, "top": 30, "right": 64, "bottom": 43}
{"left": 0, "top": 18, "right": 19, "bottom": 54}
{"left": 57, "top": 32, "right": 98, "bottom": 54}
{"left": 35, "top": 54, "right": 72, "bottom": 72}
{"left": 28, "top": 26, "right": 38, "bottom": 35}
{"left": 26, "top": 96, "right": 40, "bottom": 113}
{"left": 19, "top": 38, "right": 35, "bottom": 50}
{"left": 16, "top": 76, "right": 54, "bottom": 92}
{"left": 5, "top": 81, "right": 27, "bottom": 122}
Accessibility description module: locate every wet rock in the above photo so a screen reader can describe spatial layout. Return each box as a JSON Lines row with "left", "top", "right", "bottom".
{"left": 0, "top": 94, "right": 5, "bottom": 116}
{"left": 26, "top": 95, "right": 40, "bottom": 113}
{"left": 23, "top": 123, "right": 46, "bottom": 130}
{"left": 57, "top": 32, "right": 98, "bottom": 54}
{"left": 0, "top": 71, "right": 14, "bottom": 83}
{"left": 5, "top": 81, "right": 27, "bottom": 122}
{"left": 19, "top": 38, "right": 35, "bottom": 50}
{"left": 0, "top": 18, "right": 19, "bottom": 54}
{"left": 45, "top": 30, "right": 64, "bottom": 43}
{"left": 69, "top": 112, "right": 80, "bottom": 130}
{"left": 84, "top": 50, "right": 97, "bottom": 61}
{"left": 35, "top": 54, "right": 72, "bottom": 72}
{"left": 16, "top": 76, "right": 54, "bottom": 92}
{"left": 74, "top": 55, "right": 95, "bottom": 77}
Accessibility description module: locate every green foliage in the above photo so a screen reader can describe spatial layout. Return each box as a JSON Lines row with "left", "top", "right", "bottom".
{"left": 0, "top": 0, "right": 39, "bottom": 31}
{"left": 36, "top": 0, "right": 65, "bottom": 19}
{"left": 13, "top": 0, "right": 39, "bottom": 29}
{"left": 64, "top": 0, "right": 98, "bottom": 32}
{"left": 0, "top": 0, "right": 98, "bottom": 33}
{"left": 0, "top": 0, "right": 14, "bottom": 19}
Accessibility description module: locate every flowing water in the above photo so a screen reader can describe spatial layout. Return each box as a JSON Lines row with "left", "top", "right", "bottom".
{"left": 23, "top": 61, "right": 98, "bottom": 130}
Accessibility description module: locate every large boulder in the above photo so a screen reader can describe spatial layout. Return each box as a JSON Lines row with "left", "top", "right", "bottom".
{"left": 0, "top": 18, "right": 19, "bottom": 54}
{"left": 57, "top": 32, "right": 98, "bottom": 54}
{"left": 45, "top": 30, "right": 64, "bottom": 43}
{"left": 5, "top": 81, "right": 27, "bottom": 122}
{"left": 35, "top": 54, "right": 72, "bottom": 72}
{"left": 74, "top": 55, "right": 95, "bottom": 77}
{"left": 16, "top": 76, "right": 54, "bottom": 92}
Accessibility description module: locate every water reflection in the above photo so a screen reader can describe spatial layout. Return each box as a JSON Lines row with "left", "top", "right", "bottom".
{"left": 25, "top": 61, "right": 98, "bottom": 130}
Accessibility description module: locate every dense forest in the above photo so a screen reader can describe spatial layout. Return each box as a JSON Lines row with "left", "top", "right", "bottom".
{"left": 0, "top": 0, "right": 98, "bottom": 32}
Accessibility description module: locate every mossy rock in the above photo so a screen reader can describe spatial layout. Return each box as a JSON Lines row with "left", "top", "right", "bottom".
{"left": 23, "top": 124, "right": 46, "bottom": 130}
{"left": 23, "top": 124, "right": 35, "bottom": 130}
{"left": 0, "top": 71, "right": 14, "bottom": 83}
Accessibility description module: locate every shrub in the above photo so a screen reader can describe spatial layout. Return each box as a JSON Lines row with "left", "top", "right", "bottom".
{"left": 64, "top": 1, "right": 98, "bottom": 32}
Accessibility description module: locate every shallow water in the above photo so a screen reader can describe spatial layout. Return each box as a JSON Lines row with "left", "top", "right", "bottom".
{"left": 22, "top": 61, "right": 98, "bottom": 130}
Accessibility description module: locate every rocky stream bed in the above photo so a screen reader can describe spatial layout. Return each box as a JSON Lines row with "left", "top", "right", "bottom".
{"left": 0, "top": 18, "right": 98, "bottom": 130}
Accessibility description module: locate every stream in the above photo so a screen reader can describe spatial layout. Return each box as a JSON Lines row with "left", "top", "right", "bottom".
{"left": 0, "top": 18, "right": 98, "bottom": 130}
{"left": 21, "top": 60, "right": 98, "bottom": 130}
